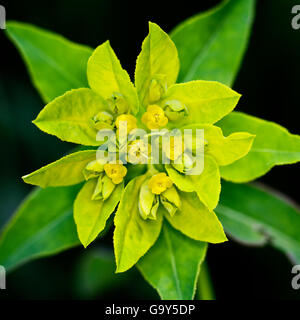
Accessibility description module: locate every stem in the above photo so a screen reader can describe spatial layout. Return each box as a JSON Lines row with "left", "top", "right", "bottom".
{"left": 197, "top": 261, "right": 215, "bottom": 300}
{"left": 147, "top": 163, "right": 158, "bottom": 175}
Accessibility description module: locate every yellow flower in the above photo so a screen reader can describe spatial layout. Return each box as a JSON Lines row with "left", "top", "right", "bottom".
{"left": 104, "top": 162, "right": 127, "bottom": 184}
{"left": 163, "top": 136, "right": 185, "bottom": 161}
{"left": 127, "top": 140, "right": 150, "bottom": 164}
{"left": 148, "top": 172, "right": 173, "bottom": 195}
{"left": 141, "top": 105, "right": 168, "bottom": 130}
{"left": 115, "top": 114, "right": 137, "bottom": 135}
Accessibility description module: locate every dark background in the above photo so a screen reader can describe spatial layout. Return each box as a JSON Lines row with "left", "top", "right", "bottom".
{"left": 0, "top": 0, "right": 299, "bottom": 299}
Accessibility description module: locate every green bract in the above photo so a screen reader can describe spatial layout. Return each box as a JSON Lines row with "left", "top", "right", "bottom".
{"left": 21, "top": 22, "right": 253, "bottom": 273}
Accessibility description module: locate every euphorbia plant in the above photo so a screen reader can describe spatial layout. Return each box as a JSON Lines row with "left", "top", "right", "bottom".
{"left": 21, "top": 22, "right": 257, "bottom": 273}
{"left": 1, "top": 0, "right": 300, "bottom": 300}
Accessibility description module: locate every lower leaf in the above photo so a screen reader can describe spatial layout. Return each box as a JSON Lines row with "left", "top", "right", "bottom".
{"left": 216, "top": 181, "right": 300, "bottom": 263}
{"left": 137, "top": 220, "right": 207, "bottom": 300}
{"left": 0, "top": 185, "right": 81, "bottom": 271}
{"left": 217, "top": 111, "right": 300, "bottom": 182}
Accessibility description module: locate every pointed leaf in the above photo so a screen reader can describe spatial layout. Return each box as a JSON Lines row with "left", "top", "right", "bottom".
{"left": 171, "top": 0, "right": 255, "bottom": 86}
{"left": 0, "top": 185, "right": 81, "bottom": 271}
{"left": 135, "top": 22, "right": 179, "bottom": 110}
{"left": 217, "top": 112, "right": 300, "bottom": 182}
{"left": 163, "top": 81, "right": 241, "bottom": 126}
{"left": 6, "top": 21, "right": 92, "bottom": 102}
{"left": 183, "top": 124, "right": 255, "bottom": 166}
{"left": 165, "top": 191, "right": 227, "bottom": 243}
{"left": 87, "top": 41, "right": 139, "bottom": 114}
{"left": 216, "top": 181, "right": 300, "bottom": 263}
{"left": 33, "top": 88, "right": 109, "bottom": 146}
{"left": 138, "top": 220, "right": 207, "bottom": 300}
{"left": 23, "top": 150, "right": 97, "bottom": 188}
{"left": 74, "top": 179, "right": 123, "bottom": 248}
{"left": 114, "top": 175, "right": 163, "bottom": 273}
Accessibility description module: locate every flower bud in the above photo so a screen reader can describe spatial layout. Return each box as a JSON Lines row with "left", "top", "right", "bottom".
{"left": 139, "top": 179, "right": 154, "bottom": 219}
{"left": 172, "top": 152, "right": 195, "bottom": 173}
{"left": 107, "top": 92, "right": 129, "bottom": 115}
{"left": 149, "top": 201, "right": 159, "bottom": 220}
{"left": 83, "top": 160, "right": 105, "bottom": 180}
{"left": 91, "top": 174, "right": 116, "bottom": 201}
{"left": 163, "top": 100, "right": 187, "bottom": 121}
{"left": 138, "top": 179, "right": 159, "bottom": 220}
{"left": 160, "top": 186, "right": 181, "bottom": 217}
{"left": 92, "top": 111, "right": 114, "bottom": 130}
{"left": 148, "top": 77, "right": 166, "bottom": 103}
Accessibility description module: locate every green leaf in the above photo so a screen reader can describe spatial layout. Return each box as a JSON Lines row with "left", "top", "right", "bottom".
{"left": 171, "top": 0, "right": 255, "bottom": 86}
{"left": 217, "top": 112, "right": 300, "bottom": 182}
{"left": 6, "top": 21, "right": 92, "bottom": 103}
{"left": 74, "top": 179, "right": 123, "bottom": 248}
{"left": 163, "top": 81, "right": 241, "bottom": 126}
{"left": 114, "top": 175, "right": 163, "bottom": 273}
{"left": 165, "top": 191, "right": 227, "bottom": 243}
{"left": 183, "top": 123, "right": 254, "bottom": 166}
{"left": 216, "top": 181, "right": 300, "bottom": 263}
{"left": 137, "top": 220, "right": 207, "bottom": 300}
{"left": 135, "top": 22, "right": 179, "bottom": 110}
{"left": 197, "top": 261, "right": 215, "bottom": 300}
{"left": 33, "top": 88, "right": 109, "bottom": 146}
{"left": 22, "top": 150, "right": 97, "bottom": 188}
{"left": 204, "top": 129, "right": 255, "bottom": 167}
{"left": 87, "top": 41, "right": 139, "bottom": 114}
{"left": 0, "top": 185, "right": 81, "bottom": 271}
{"left": 166, "top": 155, "right": 221, "bottom": 210}
{"left": 73, "top": 248, "right": 131, "bottom": 299}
